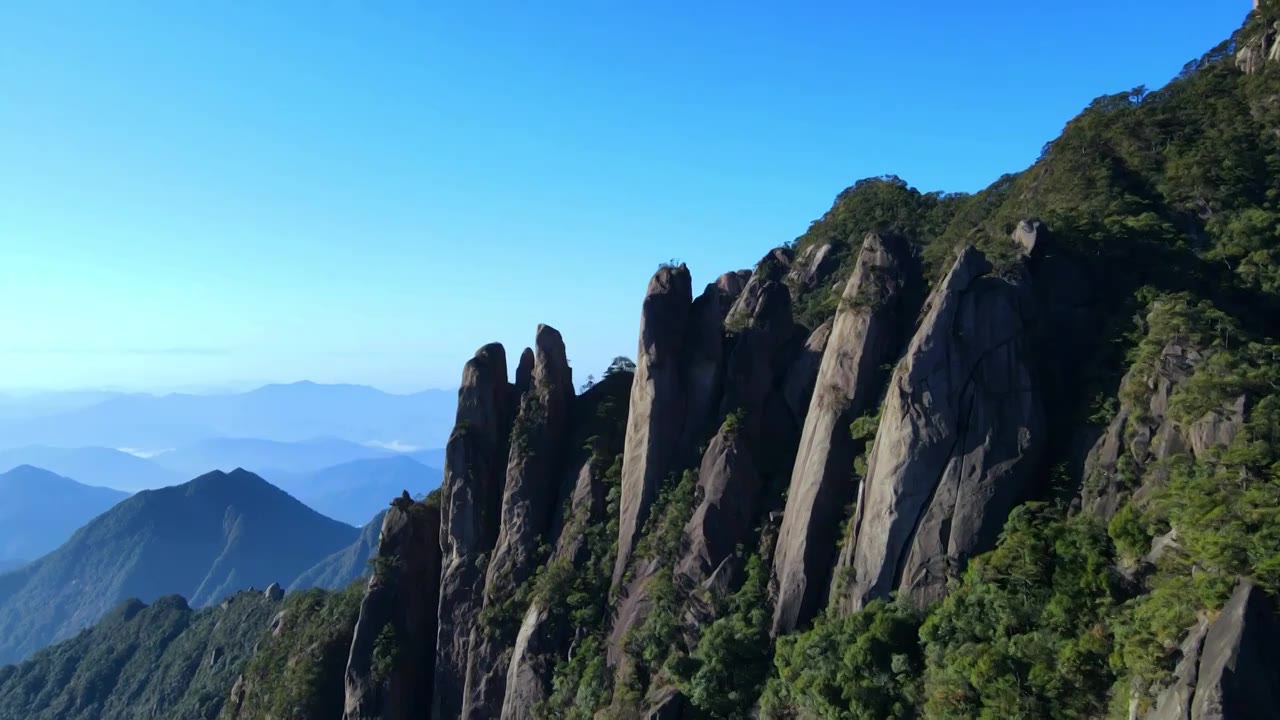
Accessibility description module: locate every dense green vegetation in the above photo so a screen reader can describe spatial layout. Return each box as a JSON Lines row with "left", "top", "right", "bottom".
{"left": 0, "top": 592, "right": 277, "bottom": 720}
{"left": 218, "top": 583, "right": 365, "bottom": 720}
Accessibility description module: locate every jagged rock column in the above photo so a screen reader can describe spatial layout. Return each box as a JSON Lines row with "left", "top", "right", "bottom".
{"left": 462, "top": 325, "right": 575, "bottom": 719}
{"left": 771, "top": 232, "right": 921, "bottom": 635}
{"left": 433, "top": 344, "right": 514, "bottom": 720}
{"left": 612, "top": 264, "right": 694, "bottom": 591}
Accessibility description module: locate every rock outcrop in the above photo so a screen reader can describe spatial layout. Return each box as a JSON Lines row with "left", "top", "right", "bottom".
{"left": 613, "top": 264, "right": 694, "bottom": 591}
{"left": 724, "top": 248, "right": 793, "bottom": 330}
{"left": 1146, "top": 580, "right": 1280, "bottom": 720}
{"left": 831, "top": 246, "right": 1045, "bottom": 612}
{"left": 1082, "top": 336, "right": 1249, "bottom": 520}
{"left": 463, "top": 326, "right": 575, "bottom": 719}
{"left": 1236, "top": 19, "right": 1279, "bottom": 75}
{"left": 786, "top": 242, "right": 838, "bottom": 293}
{"left": 434, "top": 344, "right": 515, "bottom": 720}
{"left": 1187, "top": 395, "right": 1247, "bottom": 459}
{"left": 772, "top": 232, "right": 921, "bottom": 635}
{"left": 344, "top": 501, "right": 442, "bottom": 720}
{"left": 263, "top": 582, "right": 284, "bottom": 602}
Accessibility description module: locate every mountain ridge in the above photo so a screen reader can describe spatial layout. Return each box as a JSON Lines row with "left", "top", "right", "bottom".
{"left": 0, "top": 468, "right": 357, "bottom": 665}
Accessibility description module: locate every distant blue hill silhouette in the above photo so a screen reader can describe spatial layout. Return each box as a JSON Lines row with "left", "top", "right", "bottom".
{"left": 0, "top": 381, "right": 456, "bottom": 452}
{"left": 0, "top": 465, "right": 128, "bottom": 563}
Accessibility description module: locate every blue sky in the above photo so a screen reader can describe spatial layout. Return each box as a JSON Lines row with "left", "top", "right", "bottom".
{"left": 0, "top": 1, "right": 1252, "bottom": 393}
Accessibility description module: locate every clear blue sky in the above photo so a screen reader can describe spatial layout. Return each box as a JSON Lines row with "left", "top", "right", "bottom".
{"left": 0, "top": 1, "right": 1252, "bottom": 393}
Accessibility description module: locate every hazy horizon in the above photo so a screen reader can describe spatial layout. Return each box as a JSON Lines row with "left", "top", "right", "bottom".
{"left": 0, "top": 379, "right": 457, "bottom": 397}
{"left": 1, "top": 2, "right": 1250, "bottom": 393}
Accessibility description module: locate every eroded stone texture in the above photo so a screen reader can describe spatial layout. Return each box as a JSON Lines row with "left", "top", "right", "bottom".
{"left": 832, "top": 246, "right": 1045, "bottom": 612}
{"left": 772, "top": 233, "right": 921, "bottom": 634}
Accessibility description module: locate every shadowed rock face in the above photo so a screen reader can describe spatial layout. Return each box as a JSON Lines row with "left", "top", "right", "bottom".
{"left": 613, "top": 264, "right": 694, "bottom": 592}
{"left": 832, "top": 246, "right": 1045, "bottom": 612}
{"left": 343, "top": 501, "right": 441, "bottom": 720}
{"left": 434, "top": 344, "right": 514, "bottom": 720}
{"left": 464, "top": 326, "right": 576, "bottom": 720}
{"left": 781, "top": 320, "right": 833, "bottom": 427}
{"left": 772, "top": 232, "right": 922, "bottom": 635}
{"left": 675, "top": 426, "right": 760, "bottom": 587}
{"left": 682, "top": 284, "right": 727, "bottom": 453}
{"left": 675, "top": 278, "right": 798, "bottom": 592}
{"left": 1146, "top": 580, "right": 1280, "bottom": 720}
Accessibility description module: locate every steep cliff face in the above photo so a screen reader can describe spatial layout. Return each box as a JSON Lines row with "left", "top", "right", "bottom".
{"left": 772, "top": 232, "right": 922, "bottom": 635}
{"left": 831, "top": 246, "right": 1046, "bottom": 612}
{"left": 343, "top": 498, "right": 441, "bottom": 720}
{"left": 613, "top": 265, "right": 694, "bottom": 592}
{"left": 434, "top": 344, "right": 515, "bottom": 719}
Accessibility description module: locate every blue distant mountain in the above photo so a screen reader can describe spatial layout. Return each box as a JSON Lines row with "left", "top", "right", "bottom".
{"left": 269, "top": 455, "right": 442, "bottom": 526}
{"left": 150, "top": 435, "right": 399, "bottom": 478}
{"left": 0, "top": 381, "right": 456, "bottom": 452}
{"left": 0, "top": 446, "right": 181, "bottom": 492}
{"left": 0, "top": 466, "right": 129, "bottom": 564}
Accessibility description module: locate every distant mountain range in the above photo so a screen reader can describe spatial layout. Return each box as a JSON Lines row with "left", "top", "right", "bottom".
{"left": 0, "top": 446, "right": 181, "bottom": 492}
{"left": 150, "top": 435, "right": 398, "bottom": 478}
{"left": 269, "top": 456, "right": 441, "bottom": 526}
{"left": 0, "top": 381, "right": 457, "bottom": 452}
{"left": 0, "top": 468, "right": 357, "bottom": 665}
{"left": 0, "top": 466, "right": 128, "bottom": 564}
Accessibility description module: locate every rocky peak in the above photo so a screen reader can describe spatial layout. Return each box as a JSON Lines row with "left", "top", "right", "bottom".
{"left": 724, "top": 248, "right": 794, "bottom": 331}
{"left": 263, "top": 583, "right": 283, "bottom": 602}
{"left": 434, "top": 343, "right": 515, "bottom": 719}
{"left": 613, "top": 264, "right": 694, "bottom": 591}
{"left": 464, "top": 325, "right": 576, "bottom": 719}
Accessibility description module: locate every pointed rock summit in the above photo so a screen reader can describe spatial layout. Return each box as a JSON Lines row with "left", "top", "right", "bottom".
{"left": 613, "top": 263, "right": 694, "bottom": 591}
